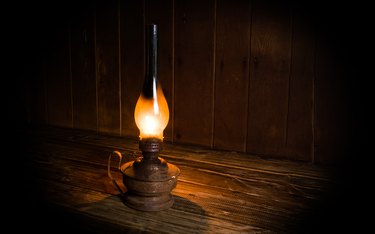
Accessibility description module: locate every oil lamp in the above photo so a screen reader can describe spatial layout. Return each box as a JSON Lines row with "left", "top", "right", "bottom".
{"left": 108, "top": 24, "right": 180, "bottom": 211}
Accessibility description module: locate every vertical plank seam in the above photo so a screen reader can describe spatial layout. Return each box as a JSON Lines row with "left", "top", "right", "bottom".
{"left": 94, "top": 5, "right": 99, "bottom": 133}
{"left": 172, "top": 0, "right": 175, "bottom": 144}
{"left": 312, "top": 32, "right": 317, "bottom": 164}
{"left": 68, "top": 24, "right": 74, "bottom": 129}
{"left": 120, "top": 1, "right": 127, "bottom": 137}
{"left": 143, "top": 0, "right": 146, "bottom": 135}
{"left": 285, "top": 6, "right": 294, "bottom": 147}
{"left": 245, "top": 0, "right": 253, "bottom": 153}
{"left": 211, "top": 0, "right": 217, "bottom": 149}
{"left": 44, "top": 52, "right": 49, "bottom": 125}
{"left": 118, "top": 0, "right": 122, "bottom": 135}
{"left": 43, "top": 63, "right": 49, "bottom": 125}
{"left": 143, "top": 0, "right": 146, "bottom": 80}
{"left": 143, "top": 0, "right": 146, "bottom": 77}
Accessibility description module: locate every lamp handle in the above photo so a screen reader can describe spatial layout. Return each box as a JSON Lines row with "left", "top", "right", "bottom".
{"left": 107, "top": 150, "right": 125, "bottom": 195}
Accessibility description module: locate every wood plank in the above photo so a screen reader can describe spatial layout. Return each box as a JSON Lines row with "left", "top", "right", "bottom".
{"left": 44, "top": 19, "right": 72, "bottom": 127}
{"left": 70, "top": 2, "right": 97, "bottom": 131}
{"left": 28, "top": 179, "right": 269, "bottom": 233}
{"left": 174, "top": 0, "right": 215, "bottom": 146}
{"left": 24, "top": 126, "right": 342, "bottom": 233}
{"left": 96, "top": 0, "right": 120, "bottom": 135}
{"left": 27, "top": 126, "right": 334, "bottom": 191}
{"left": 28, "top": 125, "right": 334, "bottom": 180}
{"left": 26, "top": 153, "right": 300, "bottom": 232}
{"left": 28, "top": 139, "right": 332, "bottom": 202}
{"left": 145, "top": 0, "right": 174, "bottom": 142}
{"left": 247, "top": 0, "right": 292, "bottom": 156}
{"left": 27, "top": 128, "right": 334, "bottom": 210}
{"left": 214, "top": 0, "right": 251, "bottom": 151}
{"left": 120, "top": 0, "right": 145, "bottom": 139}
{"left": 286, "top": 3, "right": 315, "bottom": 161}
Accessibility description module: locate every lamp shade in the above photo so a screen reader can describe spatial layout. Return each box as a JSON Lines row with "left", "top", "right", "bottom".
{"left": 134, "top": 83, "right": 169, "bottom": 140}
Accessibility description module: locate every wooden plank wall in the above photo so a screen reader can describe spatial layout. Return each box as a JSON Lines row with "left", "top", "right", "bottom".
{"left": 174, "top": 0, "right": 215, "bottom": 146}
{"left": 120, "top": 0, "right": 145, "bottom": 138}
{"left": 24, "top": 0, "right": 350, "bottom": 164}
{"left": 247, "top": 0, "right": 292, "bottom": 157}
{"left": 214, "top": 0, "right": 250, "bottom": 152}
{"left": 70, "top": 2, "right": 97, "bottom": 131}
{"left": 145, "top": 0, "right": 174, "bottom": 142}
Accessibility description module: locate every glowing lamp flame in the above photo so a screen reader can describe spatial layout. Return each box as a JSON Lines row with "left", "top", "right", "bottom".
{"left": 134, "top": 84, "right": 169, "bottom": 140}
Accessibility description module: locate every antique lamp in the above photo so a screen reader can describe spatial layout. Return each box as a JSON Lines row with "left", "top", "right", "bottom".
{"left": 108, "top": 24, "right": 180, "bottom": 211}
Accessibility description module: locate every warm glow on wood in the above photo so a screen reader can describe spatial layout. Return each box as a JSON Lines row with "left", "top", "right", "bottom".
{"left": 134, "top": 85, "right": 169, "bottom": 140}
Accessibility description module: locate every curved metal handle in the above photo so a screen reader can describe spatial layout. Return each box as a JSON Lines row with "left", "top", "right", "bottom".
{"left": 107, "top": 150, "right": 124, "bottom": 195}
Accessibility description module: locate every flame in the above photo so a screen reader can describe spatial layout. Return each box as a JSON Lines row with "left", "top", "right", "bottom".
{"left": 134, "top": 84, "right": 169, "bottom": 140}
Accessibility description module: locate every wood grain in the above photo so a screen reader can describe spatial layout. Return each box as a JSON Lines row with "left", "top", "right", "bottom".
{"left": 247, "top": 0, "right": 292, "bottom": 156}
{"left": 286, "top": 3, "right": 315, "bottom": 161}
{"left": 120, "top": 0, "right": 145, "bottom": 138}
{"left": 44, "top": 22, "right": 72, "bottom": 127}
{"left": 70, "top": 2, "right": 97, "bottom": 131}
{"left": 96, "top": 0, "right": 120, "bottom": 135}
{"left": 24, "top": 1, "right": 347, "bottom": 164}
{"left": 145, "top": 0, "right": 174, "bottom": 142}
{"left": 174, "top": 0, "right": 215, "bottom": 146}
{"left": 214, "top": 0, "right": 251, "bottom": 151}
{"left": 23, "top": 126, "right": 343, "bottom": 233}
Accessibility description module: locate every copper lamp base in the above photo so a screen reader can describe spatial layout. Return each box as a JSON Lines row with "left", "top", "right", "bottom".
{"left": 120, "top": 138, "right": 180, "bottom": 211}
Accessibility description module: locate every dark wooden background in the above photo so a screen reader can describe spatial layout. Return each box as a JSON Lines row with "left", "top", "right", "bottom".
{"left": 15, "top": 0, "right": 353, "bottom": 164}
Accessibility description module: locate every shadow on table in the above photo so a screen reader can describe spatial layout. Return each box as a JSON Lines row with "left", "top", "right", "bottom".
{"left": 21, "top": 193, "right": 208, "bottom": 234}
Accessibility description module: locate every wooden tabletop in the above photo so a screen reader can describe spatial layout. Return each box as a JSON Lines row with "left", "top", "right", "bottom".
{"left": 19, "top": 126, "right": 348, "bottom": 233}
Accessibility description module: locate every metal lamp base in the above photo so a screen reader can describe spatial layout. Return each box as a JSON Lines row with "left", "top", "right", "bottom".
{"left": 120, "top": 138, "right": 180, "bottom": 211}
{"left": 123, "top": 185, "right": 175, "bottom": 211}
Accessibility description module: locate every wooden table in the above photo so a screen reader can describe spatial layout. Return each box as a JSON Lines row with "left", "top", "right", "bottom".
{"left": 18, "top": 126, "right": 350, "bottom": 233}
